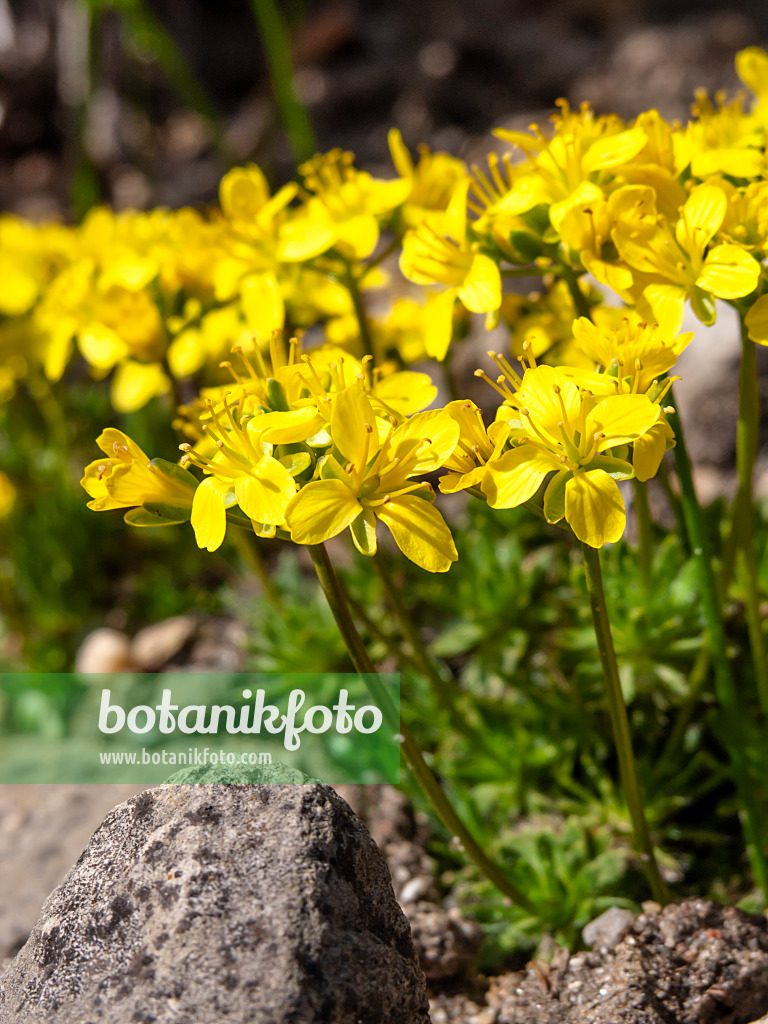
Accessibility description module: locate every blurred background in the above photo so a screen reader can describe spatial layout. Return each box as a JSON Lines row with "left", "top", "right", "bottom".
{"left": 2, "top": 0, "right": 767, "bottom": 220}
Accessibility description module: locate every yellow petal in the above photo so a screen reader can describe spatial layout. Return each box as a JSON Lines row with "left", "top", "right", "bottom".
{"left": 566, "top": 469, "right": 625, "bottom": 547}
{"left": 458, "top": 253, "right": 502, "bottom": 313}
{"left": 391, "top": 409, "right": 459, "bottom": 474}
{"left": 241, "top": 274, "right": 285, "bottom": 338}
{"left": 81, "top": 460, "right": 124, "bottom": 511}
{"left": 285, "top": 479, "right": 362, "bottom": 544}
{"left": 483, "top": 445, "right": 559, "bottom": 509}
{"left": 424, "top": 289, "right": 456, "bottom": 361}
{"left": 581, "top": 128, "right": 647, "bottom": 173}
{"left": 234, "top": 457, "right": 296, "bottom": 525}
{"left": 376, "top": 494, "right": 457, "bottom": 573}
{"left": 697, "top": 245, "right": 760, "bottom": 300}
{"left": 95, "top": 427, "right": 149, "bottom": 462}
{"left": 735, "top": 47, "right": 768, "bottom": 102}
{"left": 373, "top": 371, "right": 437, "bottom": 416}
{"left": 633, "top": 422, "right": 672, "bottom": 482}
{"left": 745, "top": 294, "right": 768, "bottom": 345}
{"left": 79, "top": 324, "right": 129, "bottom": 370}
{"left": 110, "top": 361, "right": 170, "bottom": 414}
{"left": 586, "top": 394, "right": 660, "bottom": 450}
{"left": 331, "top": 383, "right": 378, "bottom": 468}
{"left": 679, "top": 185, "right": 727, "bottom": 254}
{"left": 257, "top": 407, "right": 325, "bottom": 444}
{"left": 191, "top": 477, "right": 228, "bottom": 552}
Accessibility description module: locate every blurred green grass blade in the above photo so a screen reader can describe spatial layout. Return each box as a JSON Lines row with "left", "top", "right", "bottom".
{"left": 249, "top": 0, "right": 317, "bottom": 166}
{"left": 114, "top": 0, "right": 231, "bottom": 160}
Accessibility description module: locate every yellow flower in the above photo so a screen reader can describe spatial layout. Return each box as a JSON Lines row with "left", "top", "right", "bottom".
{"left": 0, "top": 471, "right": 16, "bottom": 519}
{"left": 285, "top": 149, "right": 410, "bottom": 261}
{"left": 481, "top": 365, "right": 661, "bottom": 547}
{"left": 572, "top": 312, "right": 692, "bottom": 394}
{"left": 400, "top": 179, "right": 502, "bottom": 359}
{"left": 180, "top": 396, "right": 298, "bottom": 551}
{"left": 686, "top": 87, "right": 764, "bottom": 181}
{"left": 612, "top": 182, "right": 760, "bottom": 328}
{"left": 285, "top": 382, "right": 458, "bottom": 572}
{"left": 438, "top": 398, "right": 509, "bottom": 494}
{"left": 388, "top": 128, "right": 467, "bottom": 230}
{"left": 494, "top": 100, "right": 648, "bottom": 225}
{"left": 82, "top": 429, "right": 196, "bottom": 525}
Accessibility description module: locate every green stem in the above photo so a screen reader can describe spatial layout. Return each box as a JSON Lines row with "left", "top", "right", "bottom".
{"left": 734, "top": 320, "right": 768, "bottom": 716}
{"left": 558, "top": 263, "right": 592, "bottom": 320}
{"left": 633, "top": 478, "right": 653, "bottom": 592}
{"left": 657, "top": 459, "right": 688, "bottom": 550}
{"left": 249, "top": 0, "right": 316, "bottom": 166}
{"left": 373, "top": 556, "right": 475, "bottom": 733}
{"left": 580, "top": 542, "right": 669, "bottom": 903}
{"left": 667, "top": 397, "right": 768, "bottom": 895}
{"left": 307, "top": 542, "right": 536, "bottom": 911}
{"left": 343, "top": 265, "right": 376, "bottom": 359}
{"left": 231, "top": 529, "right": 280, "bottom": 606}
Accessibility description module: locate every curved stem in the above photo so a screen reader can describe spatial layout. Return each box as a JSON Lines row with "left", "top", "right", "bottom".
{"left": 373, "top": 555, "right": 479, "bottom": 738}
{"left": 734, "top": 321, "right": 768, "bottom": 715}
{"left": 307, "top": 542, "right": 536, "bottom": 912}
{"left": 633, "top": 478, "right": 653, "bottom": 593}
{"left": 580, "top": 542, "right": 669, "bottom": 903}
{"left": 342, "top": 264, "right": 376, "bottom": 359}
{"left": 558, "top": 262, "right": 592, "bottom": 320}
{"left": 666, "top": 398, "right": 768, "bottom": 896}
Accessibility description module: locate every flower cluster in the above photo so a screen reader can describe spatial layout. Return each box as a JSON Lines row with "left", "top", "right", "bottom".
{"left": 60, "top": 45, "right": 768, "bottom": 557}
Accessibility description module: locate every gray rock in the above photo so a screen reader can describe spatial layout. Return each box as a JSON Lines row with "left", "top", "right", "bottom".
{"left": 0, "top": 784, "right": 147, "bottom": 962}
{"left": 0, "top": 784, "right": 430, "bottom": 1024}
{"left": 582, "top": 906, "right": 636, "bottom": 951}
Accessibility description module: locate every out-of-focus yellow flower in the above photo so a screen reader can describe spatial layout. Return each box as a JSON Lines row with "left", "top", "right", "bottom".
{"left": 0, "top": 471, "right": 16, "bottom": 518}
{"left": 501, "top": 278, "right": 601, "bottom": 365}
{"left": 494, "top": 100, "right": 648, "bottom": 228}
{"left": 686, "top": 89, "right": 764, "bottom": 181}
{"left": 388, "top": 128, "right": 467, "bottom": 231}
{"left": 285, "top": 382, "right": 458, "bottom": 571}
{"left": 286, "top": 149, "right": 410, "bottom": 261}
{"left": 572, "top": 312, "right": 692, "bottom": 394}
{"left": 400, "top": 179, "right": 502, "bottom": 359}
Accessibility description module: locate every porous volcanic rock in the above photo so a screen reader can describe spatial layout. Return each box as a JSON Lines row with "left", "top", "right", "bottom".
{"left": 485, "top": 898, "right": 768, "bottom": 1024}
{"left": 0, "top": 783, "right": 430, "bottom": 1024}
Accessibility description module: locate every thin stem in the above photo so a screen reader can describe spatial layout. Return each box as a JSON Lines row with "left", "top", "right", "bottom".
{"left": 342, "top": 265, "right": 376, "bottom": 359}
{"left": 230, "top": 529, "right": 281, "bottom": 606}
{"left": 558, "top": 262, "right": 592, "bottom": 320}
{"left": 734, "top": 320, "right": 768, "bottom": 715}
{"left": 307, "top": 542, "right": 536, "bottom": 911}
{"left": 667, "top": 397, "right": 768, "bottom": 895}
{"left": 580, "top": 542, "right": 669, "bottom": 903}
{"left": 360, "top": 236, "right": 401, "bottom": 278}
{"left": 249, "top": 0, "right": 316, "bottom": 166}
{"left": 633, "top": 478, "right": 653, "bottom": 592}
{"left": 373, "top": 556, "right": 476, "bottom": 734}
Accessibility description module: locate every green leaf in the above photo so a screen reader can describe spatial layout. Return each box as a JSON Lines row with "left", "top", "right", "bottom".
{"left": 690, "top": 285, "right": 716, "bottom": 326}
{"left": 587, "top": 454, "right": 635, "bottom": 480}
{"left": 543, "top": 470, "right": 569, "bottom": 523}
{"left": 124, "top": 507, "right": 186, "bottom": 527}
{"left": 350, "top": 509, "right": 377, "bottom": 556}
{"left": 278, "top": 452, "right": 312, "bottom": 477}
{"left": 148, "top": 458, "right": 197, "bottom": 490}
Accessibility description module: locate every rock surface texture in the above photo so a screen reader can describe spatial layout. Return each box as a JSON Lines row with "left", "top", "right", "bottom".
{"left": 483, "top": 899, "right": 768, "bottom": 1024}
{"left": 0, "top": 784, "right": 430, "bottom": 1024}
